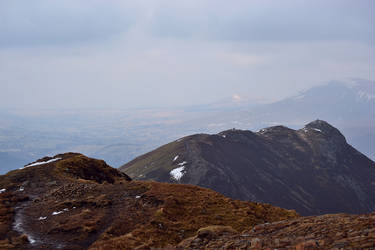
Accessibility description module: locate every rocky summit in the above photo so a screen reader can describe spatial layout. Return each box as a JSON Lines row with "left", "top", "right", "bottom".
{"left": 0, "top": 153, "right": 297, "bottom": 249}
{"left": 121, "top": 120, "right": 375, "bottom": 216}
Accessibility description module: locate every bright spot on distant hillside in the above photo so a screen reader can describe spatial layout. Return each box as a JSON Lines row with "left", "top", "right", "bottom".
{"left": 232, "top": 94, "right": 242, "bottom": 102}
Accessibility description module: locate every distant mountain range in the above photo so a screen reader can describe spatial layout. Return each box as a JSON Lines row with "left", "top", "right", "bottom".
{"left": 1, "top": 79, "right": 375, "bottom": 248}
{"left": 259, "top": 79, "right": 375, "bottom": 160}
{"left": 121, "top": 120, "right": 375, "bottom": 216}
{"left": 185, "top": 78, "right": 375, "bottom": 161}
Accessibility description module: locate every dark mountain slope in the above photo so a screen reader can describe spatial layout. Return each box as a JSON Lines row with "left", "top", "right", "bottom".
{"left": 0, "top": 153, "right": 297, "bottom": 249}
{"left": 121, "top": 120, "right": 375, "bottom": 216}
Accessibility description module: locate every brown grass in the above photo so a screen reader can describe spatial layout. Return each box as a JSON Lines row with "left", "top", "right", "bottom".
{"left": 0, "top": 153, "right": 298, "bottom": 249}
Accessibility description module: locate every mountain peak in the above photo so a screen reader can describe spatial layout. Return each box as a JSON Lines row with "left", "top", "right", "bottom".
{"left": 122, "top": 120, "right": 375, "bottom": 215}
{"left": 257, "top": 125, "right": 294, "bottom": 134}
{"left": 305, "top": 119, "right": 334, "bottom": 130}
{"left": 303, "top": 119, "right": 347, "bottom": 144}
{"left": 12, "top": 153, "right": 132, "bottom": 188}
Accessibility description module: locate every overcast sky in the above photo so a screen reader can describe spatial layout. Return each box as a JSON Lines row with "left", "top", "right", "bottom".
{"left": 1, "top": 0, "right": 374, "bottom": 111}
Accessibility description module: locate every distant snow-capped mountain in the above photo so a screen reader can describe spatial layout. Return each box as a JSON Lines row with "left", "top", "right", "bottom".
{"left": 189, "top": 79, "right": 375, "bottom": 160}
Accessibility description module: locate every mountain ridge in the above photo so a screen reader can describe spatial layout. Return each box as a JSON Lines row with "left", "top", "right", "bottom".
{"left": 121, "top": 120, "right": 375, "bottom": 216}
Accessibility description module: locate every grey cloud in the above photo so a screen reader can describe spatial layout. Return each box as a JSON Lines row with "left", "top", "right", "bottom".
{"left": 1, "top": 0, "right": 374, "bottom": 48}
{"left": 0, "top": 0, "right": 374, "bottom": 111}
{"left": 0, "top": 0, "right": 136, "bottom": 47}
{"left": 150, "top": 0, "right": 375, "bottom": 43}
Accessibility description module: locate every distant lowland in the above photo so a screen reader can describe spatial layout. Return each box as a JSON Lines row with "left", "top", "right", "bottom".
{"left": 1, "top": 79, "right": 375, "bottom": 174}
{"left": 1, "top": 104, "right": 375, "bottom": 248}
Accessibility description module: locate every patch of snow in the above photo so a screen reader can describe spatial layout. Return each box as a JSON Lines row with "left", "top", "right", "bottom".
{"left": 19, "top": 187, "right": 24, "bottom": 192}
{"left": 38, "top": 216, "right": 47, "bottom": 220}
{"left": 177, "top": 161, "right": 187, "bottom": 166}
{"left": 357, "top": 90, "right": 375, "bottom": 101}
{"left": 302, "top": 127, "right": 324, "bottom": 134}
{"left": 52, "top": 211, "right": 63, "bottom": 215}
{"left": 73, "top": 207, "right": 76, "bottom": 209}
{"left": 222, "top": 134, "right": 226, "bottom": 138}
{"left": 63, "top": 208, "right": 69, "bottom": 212}
{"left": 0, "top": 188, "right": 6, "bottom": 193}
{"left": 135, "top": 195, "right": 141, "bottom": 199}
{"left": 312, "top": 128, "right": 322, "bottom": 133}
{"left": 27, "top": 236, "right": 36, "bottom": 244}
{"left": 13, "top": 211, "right": 37, "bottom": 244}
{"left": 173, "top": 155, "right": 179, "bottom": 162}
{"left": 21, "top": 157, "right": 62, "bottom": 169}
{"left": 14, "top": 222, "right": 22, "bottom": 230}
{"left": 170, "top": 166, "right": 185, "bottom": 181}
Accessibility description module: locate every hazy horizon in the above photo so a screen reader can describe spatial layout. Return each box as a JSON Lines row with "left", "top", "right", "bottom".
{"left": 1, "top": 0, "right": 375, "bottom": 111}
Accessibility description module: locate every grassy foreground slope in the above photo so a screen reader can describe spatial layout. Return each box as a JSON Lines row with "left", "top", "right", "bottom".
{"left": 0, "top": 153, "right": 297, "bottom": 249}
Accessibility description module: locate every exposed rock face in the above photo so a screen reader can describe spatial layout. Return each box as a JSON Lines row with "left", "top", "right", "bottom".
{"left": 0, "top": 153, "right": 297, "bottom": 249}
{"left": 121, "top": 120, "right": 375, "bottom": 215}
{"left": 178, "top": 212, "right": 375, "bottom": 249}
